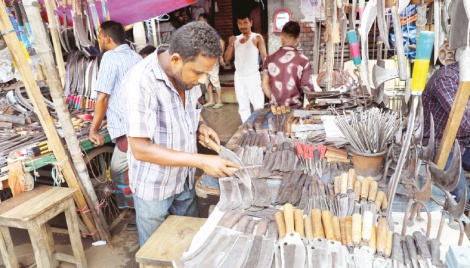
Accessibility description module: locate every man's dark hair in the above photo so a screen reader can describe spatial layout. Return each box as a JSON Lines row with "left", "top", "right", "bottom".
{"left": 100, "top": 20, "right": 126, "bottom": 45}
{"left": 282, "top": 21, "right": 301, "bottom": 39}
{"left": 236, "top": 11, "right": 252, "bottom": 21}
{"left": 198, "top": 13, "right": 211, "bottom": 24}
{"left": 169, "top": 21, "right": 222, "bottom": 62}
{"left": 139, "top": 45, "right": 156, "bottom": 56}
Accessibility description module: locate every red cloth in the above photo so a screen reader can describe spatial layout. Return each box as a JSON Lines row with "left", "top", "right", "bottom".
{"left": 262, "top": 46, "right": 314, "bottom": 108}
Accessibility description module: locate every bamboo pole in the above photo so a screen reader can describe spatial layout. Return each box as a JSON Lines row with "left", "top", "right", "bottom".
{"left": 42, "top": 0, "right": 66, "bottom": 86}
{"left": 0, "top": 0, "right": 104, "bottom": 241}
{"left": 22, "top": 0, "right": 113, "bottom": 247}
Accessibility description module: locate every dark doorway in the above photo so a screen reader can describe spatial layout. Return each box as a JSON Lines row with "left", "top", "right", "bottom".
{"left": 232, "top": 0, "right": 268, "bottom": 38}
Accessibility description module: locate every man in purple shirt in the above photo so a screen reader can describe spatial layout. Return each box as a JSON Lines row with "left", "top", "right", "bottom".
{"left": 262, "top": 21, "right": 313, "bottom": 108}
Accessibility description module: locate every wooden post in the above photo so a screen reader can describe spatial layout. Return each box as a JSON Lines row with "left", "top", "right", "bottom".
{"left": 41, "top": 0, "right": 66, "bottom": 86}
{"left": 0, "top": 1, "right": 103, "bottom": 240}
{"left": 22, "top": 0, "right": 113, "bottom": 246}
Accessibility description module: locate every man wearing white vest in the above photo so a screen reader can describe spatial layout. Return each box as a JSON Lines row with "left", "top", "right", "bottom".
{"left": 225, "top": 12, "right": 267, "bottom": 123}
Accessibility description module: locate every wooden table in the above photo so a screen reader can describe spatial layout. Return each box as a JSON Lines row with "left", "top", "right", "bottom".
{"left": 135, "top": 215, "right": 206, "bottom": 268}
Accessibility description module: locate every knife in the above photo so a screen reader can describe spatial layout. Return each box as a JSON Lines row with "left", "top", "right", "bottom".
{"left": 199, "top": 134, "right": 252, "bottom": 197}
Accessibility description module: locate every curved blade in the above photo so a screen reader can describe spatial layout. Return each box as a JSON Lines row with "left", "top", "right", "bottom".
{"left": 444, "top": 188, "right": 467, "bottom": 220}
{"left": 359, "top": 0, "right": 377, "bottom": 94}
{"left": 428, "top": 140, "right": 461, "bottom": 191}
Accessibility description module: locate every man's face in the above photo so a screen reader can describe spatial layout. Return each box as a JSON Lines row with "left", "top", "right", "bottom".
{"left": 98, "top": 30, "right": 109, "bottom": 53}
{"left": 171, "top": 54, "right": 216, "bottom": 91}
{"left": 237, "top": 18, "right": 253, "bottom": 34}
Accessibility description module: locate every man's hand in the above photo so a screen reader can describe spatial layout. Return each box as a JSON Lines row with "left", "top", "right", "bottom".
{"left": 199, "top": 154, "right": 240, "bottom": 178}
{"left": 198, "top": 124, "right": 221, "bottom": 147}
{"left": 89, "top": 131, "right": 105, "bottom": 147}
{"left": 228, "top": 36, "right": 236, "bottom": 46}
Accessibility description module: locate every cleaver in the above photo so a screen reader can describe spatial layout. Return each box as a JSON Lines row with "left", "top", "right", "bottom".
{"left": 198, "top": 134, "right": 252, "bottom": 198}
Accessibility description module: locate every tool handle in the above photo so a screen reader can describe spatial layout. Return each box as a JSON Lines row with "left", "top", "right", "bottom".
{"left": 332, "top": 216, "right": 341, "bottom": 242}
{"left": 375, "top": 191, "right": 385, "bottom": 211}
{"left": 354, "top": 180, "right": 362, "bottom": 201}
{"left": 385, "top": 230, "right": 393, "bottom": 258}
{"left": 392, "top": 232, "right": 403, "bottom": 260}
{"left": 284, "top": 203, "right": 295, "bottom": 233}
{"left": 276, "top": 106, "right": 282, "bottom": 116}
{"left": 340, "top": 173, "right": 348, "bottom": 194}
{"left": 281, "top": 105, "right": 286, "bottom": 115}
{"left": 311, "top": 209, "right": 325, "bottom": 239}
{"left": 352, "top": 213, "right": 362, "bottom": 246}
{"left": 361, "top": 178, "right": 371, "bottom": 200}
{"left": 376, "top": 217, "right": 388, "bottom": 255}
{"left": 198, "top": 134, "right": 221, "bottom": 153}
{"left": 347, "top": 169, "right": 355, "bottom": 191}
{"left": 345, "top": 216, "right": 353, "bottom": 247}
{"left": 368, "top": 225, "right": 377, "bottom": 253}
{"left": 322, "top": 210, "right": 335, "bottom": 241}
{"left": 368, "top": 181, "right": 378, "bottom": 202}
{"left": 271, "top": 105, "right": 277, "bottom": 115}
{"left": 275, "top": 211, "right": 286, "bottom": 238}
{"left": 405, "top": 235, "right": 418, "bottom": 260}
{"left": 294, "top": 209, "right": 305, "bottom": 237}
{"left": 340, "top": 218, "right": 347, "bottom": 245}
{"left": 334, "top": 176, "right": 341, "bottom": 195}
{"left": 381, "top": 194, "right": 389, "bottom": 211}
{"left": 304, "top": 216, "right": 314, "bottom": 240}
{"left": 362, "top": 211, "right": 373, "bottom": 243}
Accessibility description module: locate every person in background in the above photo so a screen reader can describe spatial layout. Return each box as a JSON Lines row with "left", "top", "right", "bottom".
{"left": 423, "top": 61, "right": 470, "bottom": 206}
{"left": 262, "top": 21, "right": 313, "bottom": 108}
{"left": 121, "top": 22, "right": 239, "bottom": 246}
{"left": 88, "top": 20, "right": 142, "bottom": 231}
{"left": 198, "top": 13, "right": 225, "bottom": 109}
{"left": 139, "top": 45, "right": 156, "bottom": 58}
{"left": 224, "top": 12, "right": 267, "bottom": 122}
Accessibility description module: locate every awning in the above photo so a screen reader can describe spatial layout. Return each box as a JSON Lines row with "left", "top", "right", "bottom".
{"left": 108, "top": 0, "right": 197, "bottom": 26}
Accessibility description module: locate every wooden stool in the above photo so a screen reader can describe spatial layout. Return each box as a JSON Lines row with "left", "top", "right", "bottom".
{"left": 136, "top": 215, "right": 206, "bottom": 268}
{"left": 0, "top": 185, "right": 87, "bottom": 268}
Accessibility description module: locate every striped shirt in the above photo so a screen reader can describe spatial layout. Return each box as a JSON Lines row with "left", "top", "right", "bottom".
{"left": 96, "top": 44, "right": 142, "bottom": 140}
{"left": 122, "top": 51, "right": 203, "bottom": 201}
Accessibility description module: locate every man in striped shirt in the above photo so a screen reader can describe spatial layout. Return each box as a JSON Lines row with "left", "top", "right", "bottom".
{"left": 122, "top": 22, "right": 239, "bottom": 246}
{"left": 88, "top": 21, "right": 142, "bottom": 225}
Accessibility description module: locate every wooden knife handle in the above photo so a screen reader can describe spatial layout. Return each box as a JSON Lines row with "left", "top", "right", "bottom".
{"left": 271, "top": 105, "right": 277, "bottom": 115}
{"left": 276, "top": 106, "right": 282, "bottom": 116}
{"left": 275, "top": 211, "right": 286, "bottom": 238}
{"left": 352, "top": 213, "right": 362, "bottom": 246}
{"left": 304, "top": 216, "right": 314, "bottom": 240}
{"left": 375, "top": 191, "right": 385, "bottom": 211}
{"left": 340, "top": 173, "right": 348, "bottom": 194}
{"left": 340, "top": 218, "right": 347, "bottom": 245}
{"left": 347, "top": 168, "right": 355, "bottom": 191}
{"left": 322, "top": 210, "right": 335, "bottom": 241}
{"left": 382, "top": 194, "right": 389, "bottom": 212}
{"left": 354, "top": 180, "right": 362, "bottom": 201}
{"left": 376, "top": 217, "right": 388, "bottom": 255}
{"left": 385, "top": 230, "right": 393, "bottom": 258}
{"left": 368, "top": 225, "right": 377, "bottom": 253}
{"left": 368, "top": 181, "right": 378, "bottom": 202}
{"left": 334, "top": 176, "right": 341, "bottom": 195}
{"left": 361, "top": 178, "right": 371, "bottom": 200}
{"left": 345, "top": 216, "right": 353, "bottom": 247}
{"left": 294, "top": 209, "right": 305, "bottom": 237}
{"left": 311, "top": 209, "right": 325, "bottom": 239}
{"left": 332, "top": 216, "right": 342, "bottom": 242}
{"left": 284, "top": 203, "right": 295, "bottom": 233}
{"left": 198, "top": 134, "right": 221, "bottom": 153}
{"left": 362, "top": 211, "right": 373, "bottom": 243}
{"left": 281, "top": 105, "right": 286, "bottom": 115}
